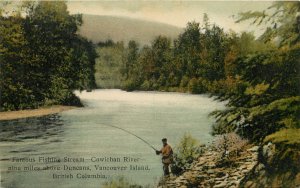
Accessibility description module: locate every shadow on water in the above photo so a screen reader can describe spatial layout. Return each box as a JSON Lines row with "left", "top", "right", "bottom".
{"left": 0, "top": 114, "right": 64, "bottom": 143}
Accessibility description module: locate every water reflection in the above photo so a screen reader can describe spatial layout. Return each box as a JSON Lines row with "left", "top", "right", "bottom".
{"left": 0, "top": 114, "right": 64, "bottom": 142}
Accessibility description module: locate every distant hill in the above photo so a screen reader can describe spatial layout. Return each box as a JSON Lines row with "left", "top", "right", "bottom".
{"left": 78, "top": 14, "right": 183, "bottom": 45}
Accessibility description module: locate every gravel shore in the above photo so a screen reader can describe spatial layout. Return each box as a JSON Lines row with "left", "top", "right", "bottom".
{"left": 0, "top": 106, "right": 76, "bottom": 121}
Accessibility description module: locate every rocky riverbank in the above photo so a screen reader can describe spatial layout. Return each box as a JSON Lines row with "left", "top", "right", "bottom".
{"left": 158, "top": 145, "right": 259, "bottom": 188}
{"left": 158, "top": 143, "right": 300, "bottom": 188}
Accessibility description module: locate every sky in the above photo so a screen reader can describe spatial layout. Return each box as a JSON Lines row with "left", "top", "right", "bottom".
{"left": 67, "top": 1, "right": 273, "bottom": 36}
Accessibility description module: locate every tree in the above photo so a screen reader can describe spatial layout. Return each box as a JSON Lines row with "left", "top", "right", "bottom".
{"left": 123, "top": 40, "right": 139, "bottom": 79}
{"left": 200, "top": 24, "right": 228, "bottom": 81}
{"left": 0, "top": 1, "right": 96, "bottom": 110}
{"left": 150, "top": 36, "right": 172, "bottom": 87}
{"left": 236, "top": 2, "right": 300, "bottom": 47}
{"left": 174, "top": 21, "right": 201, "bottom": 79}
{"left": 212, "top": 2, "right": 300, "bottom": 142}
{"left": 0, "top": 14, "right": 39, "bottom": 110}
{"left": 122, "top": 40, "right": 140, "bottom": 91}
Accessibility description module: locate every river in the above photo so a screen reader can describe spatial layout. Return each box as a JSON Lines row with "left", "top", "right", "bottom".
{"left": 0, "top": 89, "right": 226, "bottom": 188}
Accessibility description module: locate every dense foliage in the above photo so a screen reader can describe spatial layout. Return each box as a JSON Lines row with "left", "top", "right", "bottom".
{"left": 212, "top": 2, "right": 300, "bottom": 142}
{"left": 117, "top": 2, "right": 300, "bottom": 143}
{"left": 0, "top": 2, "right": 96, "bottom": 111}
{"left": 173, "top": 133, "right": 203, "bottom": 172}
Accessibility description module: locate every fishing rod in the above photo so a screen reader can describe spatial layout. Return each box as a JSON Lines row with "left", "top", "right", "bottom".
{"left": 99, "top": 123, "right": 157, "bottom": 151}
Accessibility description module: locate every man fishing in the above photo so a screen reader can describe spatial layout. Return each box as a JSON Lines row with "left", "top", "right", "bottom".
{"left": 156, "top": 138, "right": 173, "bottom": 176}
{"left": 99, "top": 123, "right": 174, "bottom": 175}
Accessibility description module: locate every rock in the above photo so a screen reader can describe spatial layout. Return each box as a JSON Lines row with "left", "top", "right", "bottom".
{"left": 193, "top": 166, "right": 203, "bottom": 171}
{"left": 228, "top": 176, "right": 238, "bottom": 181}
{"left": 179, "top": 185, "right": 187, "bottom": 188}
{"left": 238, "top": 165, "right": 247, "bottom": 170}
{"left": 158, "top": 142, "right": 261, "bottom": 188}
{"left": 247, "top": 146, "right": 259, "bottom": 152}
{"left": 207, "top": 179, "right": 215, "bottom": 184}
{"left": 244, "top": 180, "right": 254, "bottom": 187}
{"left": 246, "top": 158, "right": 255, "bottom": 162}
{"left": 206, "top": 151, "right": 213, "bottom": 156}
{"left": 174, "top": 178, "right": 187, "bottom": 184}
{"left": 231, "top": 180, "right": 241, "bottom": 186}
{"left": 196, "top": 159, "right": 207, "bottom": 166}
{"left": 244, "top": 161, "right": 254, "bottom": 165}
{"left": 231, "top": 171, "right": 241, "bottom": 176}
{"left": 196, "top": 175, "right": 206, "bottom": 181}
{"left": 216, "top": 171, "right": 226, "bottom": 178}
{"left": 215, "top": 176, "right": 226, "bottom": 181}
{"left": 213, "top": 181, "right": 228, "bottom": 188}
{"left": 246, "top": 163, "right": 256, "bottom": 170}
{"left": 205, "top": 164, "right": 216, "bottom": 168}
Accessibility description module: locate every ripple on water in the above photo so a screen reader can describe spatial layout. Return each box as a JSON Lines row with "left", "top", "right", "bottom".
{"left": 0, "top": 114, "right": 65, "bottom": 143}
{"left": 0, "top": 89, "right": 226, "bottom": 188}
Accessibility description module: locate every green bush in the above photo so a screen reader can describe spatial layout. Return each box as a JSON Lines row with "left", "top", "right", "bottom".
{"left": 188, "top": 78, "right": 206, "bottom": 94}
{"left": 173, "top": 133, "right": 203, "bottom": 171}
{"left": 180, "top": 75, "right": 190, "bottom": 88}
{"left": 264, "top": 129, "right": 300, "bottom": 172}
{"left": 123, "top": 79, "right": 139, "bottom": 91}
{"left": 187, "top": 78, "right": 197, "bottom": 93}
{"left": 140, "top": 80, "right": 151, "bottom": 91}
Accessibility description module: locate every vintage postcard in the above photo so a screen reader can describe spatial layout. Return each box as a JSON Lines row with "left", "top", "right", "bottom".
{"left": 0, "top": 1, "right": 299, "bottom": 188}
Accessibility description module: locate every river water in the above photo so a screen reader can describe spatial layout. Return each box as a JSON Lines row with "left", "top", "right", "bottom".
{"left": 0, "top": 89, "right": 225, "bottom": 188}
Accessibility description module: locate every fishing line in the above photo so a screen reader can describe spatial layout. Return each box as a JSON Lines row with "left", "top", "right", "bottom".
{"left": 99, "top": 123, "right": 157, "bottom": 151}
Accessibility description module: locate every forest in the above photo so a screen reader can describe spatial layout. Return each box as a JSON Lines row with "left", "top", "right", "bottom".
{"left": 96, "top": 2, "right": 299, "bottom": 142}
{"left": 95, "top": 2, "right": 300, "bottom": 175}
{"left": 0, "top": 1, "right": 97, "bottom": 111}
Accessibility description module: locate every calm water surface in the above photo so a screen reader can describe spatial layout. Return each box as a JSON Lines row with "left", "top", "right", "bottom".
{"left": 0, "top": 89, "right": 225, "bottom": 188}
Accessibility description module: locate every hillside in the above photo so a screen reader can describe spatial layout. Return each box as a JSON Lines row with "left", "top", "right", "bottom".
{"left": 78, "top": 14, "right": 183, "bottom": 45}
